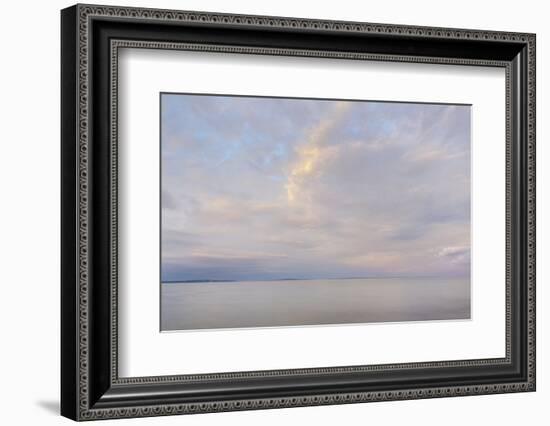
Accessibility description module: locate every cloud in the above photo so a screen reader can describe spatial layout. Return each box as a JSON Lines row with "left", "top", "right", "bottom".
{"left": 437, "top": 246, "right": 470, "bottom": 265}
{"left": 161, "top": 94, "right": 471, "bottom": 281}
{"left": 161, "top": 190, "right": 178, "bottom": 210}
{"left": 285, "top": 101, "right": 351, "bottom": 202}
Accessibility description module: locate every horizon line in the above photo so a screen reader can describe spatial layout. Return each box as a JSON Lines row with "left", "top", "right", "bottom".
{"left": 162, "top": 275, "right": 469, "bottom": 284}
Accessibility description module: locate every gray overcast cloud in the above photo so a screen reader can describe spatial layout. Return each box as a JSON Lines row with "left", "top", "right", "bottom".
{"left": 161, "top": 94, "right": 471, "bottom": 282}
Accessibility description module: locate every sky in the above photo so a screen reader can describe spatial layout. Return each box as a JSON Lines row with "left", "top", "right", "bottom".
{"left": 161, "top": 94, "right": 471, "bottom": 282}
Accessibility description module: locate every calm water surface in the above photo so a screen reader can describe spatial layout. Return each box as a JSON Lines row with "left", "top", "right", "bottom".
{"left": 161, "top": 278, "right": 470, "bottom": 331}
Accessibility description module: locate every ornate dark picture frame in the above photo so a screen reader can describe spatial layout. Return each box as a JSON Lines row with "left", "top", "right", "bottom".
{"left": 61, "top": 4, "right": 536, "bottom": 421}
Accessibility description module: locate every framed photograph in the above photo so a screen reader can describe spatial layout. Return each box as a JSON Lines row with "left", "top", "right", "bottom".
{"left": 61, "top": 4, "right": 536, "bottom": 421}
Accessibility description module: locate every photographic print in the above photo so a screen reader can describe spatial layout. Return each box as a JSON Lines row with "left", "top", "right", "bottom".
{"left": 61, "top": 7, "right": 536, "bottom": 417}
{"left": 160, "top": 93, "right": 471, "bottom": 331}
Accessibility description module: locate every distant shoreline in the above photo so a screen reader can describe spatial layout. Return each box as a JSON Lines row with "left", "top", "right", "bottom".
{"left": 162, "top": 276, "right": 467, "bottom": 284}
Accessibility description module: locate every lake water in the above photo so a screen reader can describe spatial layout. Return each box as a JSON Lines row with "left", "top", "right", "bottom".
{"left": 161, "top": 278, "right": 470, "bottom": 331}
